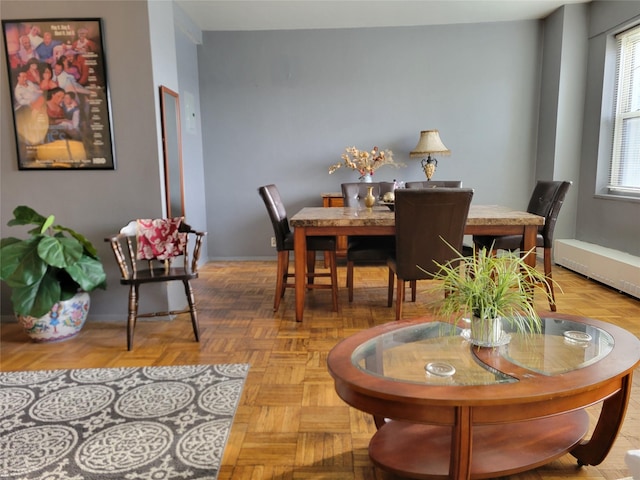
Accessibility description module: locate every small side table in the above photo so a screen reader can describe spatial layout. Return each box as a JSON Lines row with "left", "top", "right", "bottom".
{"left": 321, "top": 192, "right": 344, "bottom": 208}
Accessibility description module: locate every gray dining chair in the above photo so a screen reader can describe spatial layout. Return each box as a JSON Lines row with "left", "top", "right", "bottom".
{"left": 341, "top": 182, "right": 396, "bottom": 302}
{"left": 388, "top": 188, "right": 474, "bottom": 320}
{"left": 473, "top": 180, "right": 572, "bottom": 311}
{"left": 258, "top": 184, "right": 339, "bottom": 313}
{"left": 405, "top": 180, "right": 463, "bottom": 189}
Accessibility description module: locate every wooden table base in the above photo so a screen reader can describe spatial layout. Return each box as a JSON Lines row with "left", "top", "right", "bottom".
{"left": 368, "top": 410, "right": 589, "bottom": 480}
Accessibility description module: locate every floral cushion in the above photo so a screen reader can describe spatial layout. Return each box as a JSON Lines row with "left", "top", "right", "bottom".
{"left": 136, "top": 217, "right": 186, "bottom": 260}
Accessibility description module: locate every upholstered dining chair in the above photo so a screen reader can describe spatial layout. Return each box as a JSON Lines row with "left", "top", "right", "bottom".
{"left": 258, "top": 184, "right": 339, "bottom": 313}
{"left": 105, "top": 218, "right": 206, "bottom": 350}
{"left": 405, "top": 180, "right": 463, "bottom": 189}
{"left": 473, "top": 180, "right": 572, "bottom": 311}
{"left": 341, "top": 182, "right": 395, "bottom": 206}
{"left": 341, "top": 182, "right": 396, "bottom": 302}
{"left": 388, "top": 188, "right": 474, "bottom": 320}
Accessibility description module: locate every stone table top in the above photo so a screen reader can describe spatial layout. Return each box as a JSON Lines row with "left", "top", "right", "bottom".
{"left": 290, "top": 205, "right": 544, "bottom": 228}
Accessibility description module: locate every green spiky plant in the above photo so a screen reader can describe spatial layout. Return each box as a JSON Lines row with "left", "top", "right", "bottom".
{"left": 0, "top": 206, "right": 107, "bottom": 318}
{"left": 428, "top": 242, "right": 559, "bottom": 338}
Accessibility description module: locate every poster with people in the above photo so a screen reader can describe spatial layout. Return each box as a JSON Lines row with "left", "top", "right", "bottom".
{"left": 2, "top": 18, "right": 115, "bottom": 170}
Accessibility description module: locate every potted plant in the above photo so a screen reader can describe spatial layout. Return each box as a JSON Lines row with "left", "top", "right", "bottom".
{"left": 428, "top": 243, "right": 558, "bottom": 347}
{"left": 0, "top": 205, "right": 107, "bottom": 342}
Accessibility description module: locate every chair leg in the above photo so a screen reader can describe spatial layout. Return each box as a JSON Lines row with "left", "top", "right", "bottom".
{"left": 127, "top": 284, "right": 139, "bottom": 351}
{"left": 274, "top": 250, "right": 288, "bottom": 312}
{"left": 329, "top": 251, "right": 339, "bottom": 312}
{"left": 183, "top": 279, "right": 200, "bottom": 342}
{"left": 387, "top": 268, "right": 395, "bottom": 307}
{"left": 410, "top": 280, "right": 417, "bottom": 302}
{"left": 396, "top": 278, "right": 405, "bottom": 320}
{"left": 544, "top": 247, "right": 557, "bottom": 311}
{"left": 347, "top": 260, "right": 354, "bottom": 302}
{"left": 307, "top": 250, "right": 315, "bottom": 285}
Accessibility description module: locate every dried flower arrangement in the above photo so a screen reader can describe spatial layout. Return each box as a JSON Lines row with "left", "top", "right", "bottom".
{"left": 329, "top": 146, "right": 403, "bottom": 180}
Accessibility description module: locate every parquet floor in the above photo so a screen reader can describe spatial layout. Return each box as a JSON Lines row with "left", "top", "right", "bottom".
{"left": 1, "top": 260, "right": 639, "bottom": 480}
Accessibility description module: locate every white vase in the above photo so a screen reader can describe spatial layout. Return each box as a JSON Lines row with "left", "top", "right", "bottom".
{"left": 360, "top": 172, "right": 373, "bottom": 183}
{"left": 17, "top": 292, "right": 90, "bottom": 343}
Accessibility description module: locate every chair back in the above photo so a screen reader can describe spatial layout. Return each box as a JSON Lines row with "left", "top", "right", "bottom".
{"left": 341, "top": 182, "right": 397, "bottom": 207}
{"left": 528, "top": 180, "right": 572, "bottom": 246}
{"left": 105, "top": 218, "right": 205, "bottom": 280}
{"left": 379, "top": 181, "right": 395, "bottom": 198}
{"left": 393, "top": 188, "right": 474, "bottom": 280}
{"left": 405, "top": 180, "right": 463, "bottom": 189}
{"left": 341, "top": 183, "right": 380, "bottom": 207}
{"left": 258, "top": 184, "right": 291, "bottom": 251}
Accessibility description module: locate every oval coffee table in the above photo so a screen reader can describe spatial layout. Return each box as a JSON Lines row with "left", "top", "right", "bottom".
{"left": 327, "top": 313, "right": 640, "bottom": 480}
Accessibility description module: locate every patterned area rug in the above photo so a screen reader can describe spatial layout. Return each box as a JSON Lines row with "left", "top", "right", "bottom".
{"left": 0, "top": 364, "right": 249, "bottom": 480}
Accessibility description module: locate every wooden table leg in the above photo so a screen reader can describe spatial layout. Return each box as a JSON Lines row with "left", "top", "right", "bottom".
{"left": 450, "top": 406, "right": 473, "bottom": 480}
{"left": 571, "top": 374, "right": 633, "bottom": 466}
{"left": 294, "top": 227, "right": 307, "bottom": 322}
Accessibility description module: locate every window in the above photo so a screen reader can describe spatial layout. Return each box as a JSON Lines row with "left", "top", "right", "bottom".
{"left": 609, "top": 24, "right": 640, "bottom": 196}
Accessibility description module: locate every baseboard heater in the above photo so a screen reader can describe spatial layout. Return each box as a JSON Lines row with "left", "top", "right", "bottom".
{"left": 554, "top": 239, "right": 640, "bottom": 299}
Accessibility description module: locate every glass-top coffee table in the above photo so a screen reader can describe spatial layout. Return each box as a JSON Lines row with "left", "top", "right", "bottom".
{"left": 327, "top": 313, "right": 640, "bottom": 480}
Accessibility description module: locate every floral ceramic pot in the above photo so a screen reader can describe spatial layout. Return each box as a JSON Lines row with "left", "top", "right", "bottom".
{"left": 17, "top": 292, "right": 90, "bottom": 343}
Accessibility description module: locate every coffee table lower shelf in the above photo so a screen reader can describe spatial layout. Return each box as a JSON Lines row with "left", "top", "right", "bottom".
{"left": 369, "top": 410, "right": 589, "bottom": 480}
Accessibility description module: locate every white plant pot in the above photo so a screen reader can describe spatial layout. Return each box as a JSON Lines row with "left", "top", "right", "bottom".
{"left": 17, "top": 292, "right": 90, "bottom": 343}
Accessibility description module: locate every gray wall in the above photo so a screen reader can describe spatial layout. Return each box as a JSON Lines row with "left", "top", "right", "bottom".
{"left": 0, "top": 0, "right": 165, "bottom": 320}
{"left": 576, "top": 1, "right": 640, "bottom": 255}
{"left": 199, "top": 22, "right": 544, "bottom": 259}
{"left": 173, "top": 4, "right": 207, "bottom": 249}
{"left": 536, "top": 4, "right": 589, "bottom": 241}
{"left": 0, "top": 0, "right": 208, "bottom": 320}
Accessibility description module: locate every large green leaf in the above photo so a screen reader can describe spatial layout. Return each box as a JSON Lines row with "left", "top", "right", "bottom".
{"left": 7, "top": 208, "right": 57, "bottom": 236}
{"left": 54, "top": 225, "right": 99, "bottom": 258}
{"left": 0, "top": 238, "right": 47, "bottom": 287}
{"left": 37, "top": 236, "right": 83, "bottom": 268}
{"left": 7, "top": 205, "right": 47, "bottom": 226}
{"left": 0, "top": 237, "right": 21, "bottom": 249}
{"left": 10, "top": 272, "right": 61, "bottom": 318}
{"left": 65, "top": 256, "right": 107, "bottom": 292}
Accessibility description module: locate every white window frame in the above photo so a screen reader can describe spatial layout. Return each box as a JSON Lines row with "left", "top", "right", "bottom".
{"left": 609, "top": 24, "right": 640, "bottom": 197}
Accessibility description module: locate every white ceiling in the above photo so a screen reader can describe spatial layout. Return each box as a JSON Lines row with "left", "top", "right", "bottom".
{"left": 175, "top": 0, "right": 591, "bottom": 32}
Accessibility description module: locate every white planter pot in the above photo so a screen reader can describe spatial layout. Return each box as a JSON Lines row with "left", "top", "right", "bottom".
{"left": 17, "top": 292, "right": 90, "bottom": 343}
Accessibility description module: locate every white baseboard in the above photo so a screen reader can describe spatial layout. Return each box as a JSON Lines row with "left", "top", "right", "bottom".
{"left": 554, "top": 239, "right": 640, "bottom": 299}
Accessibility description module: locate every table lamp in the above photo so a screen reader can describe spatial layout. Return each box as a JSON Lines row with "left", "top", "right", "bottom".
{"left": 409, "top": 130, "right": 451, "bottom": 180}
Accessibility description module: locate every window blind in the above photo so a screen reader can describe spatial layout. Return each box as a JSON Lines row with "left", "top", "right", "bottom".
{"left": 609, "top": 25, "right": 640, "bottom": 195}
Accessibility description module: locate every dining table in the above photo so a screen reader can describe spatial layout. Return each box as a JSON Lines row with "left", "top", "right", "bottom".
{"left": 289, "top": 205, "right": 545, "bottom": 322}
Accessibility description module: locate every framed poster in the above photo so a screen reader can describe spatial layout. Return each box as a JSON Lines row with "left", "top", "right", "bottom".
{"left": 2, "top": 18, "right": 115, "bottom": 170}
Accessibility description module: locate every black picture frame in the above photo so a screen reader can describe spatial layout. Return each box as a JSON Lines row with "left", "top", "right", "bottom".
{"left": 2, "top": 18, "right": 115, "bottom": 170}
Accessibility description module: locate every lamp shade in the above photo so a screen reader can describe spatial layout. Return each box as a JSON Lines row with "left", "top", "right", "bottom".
{"left": 409, "top": 130, "right": 451, "bottom": 157}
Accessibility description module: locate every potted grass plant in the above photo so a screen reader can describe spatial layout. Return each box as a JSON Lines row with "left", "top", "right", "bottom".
{"left": 428, "top": 243, "right": 558, "bottom": 347}
{"left": 0, "top": 205, "right": 107, "bottom": 342}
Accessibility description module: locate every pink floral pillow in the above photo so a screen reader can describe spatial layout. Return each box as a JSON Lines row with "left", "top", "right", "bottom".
{"left": 136, "top": 217, "right": 186, "bottom": 260}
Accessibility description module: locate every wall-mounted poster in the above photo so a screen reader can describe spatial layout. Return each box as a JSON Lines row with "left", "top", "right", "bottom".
{"left": 2, "top": 18, "right": 115, "bottom": 170}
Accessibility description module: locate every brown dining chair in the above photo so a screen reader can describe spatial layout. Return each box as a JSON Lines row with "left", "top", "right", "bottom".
{"left": 105, "top": 218, "right": 206, "bottom": 351}
{"left": 473, "top": 180, "right": 572, "bottom": 311}
{"left": 405, "top": 180, "right": 463, "bottom": 189}
{"left": 341, "top": 182, "right": 396, "bottom": 301}
{"left": 388, "top": 188, "right": 474, "bottom": 320}
{"left": 258, "top": 184, "right": 339, "bottom": 313}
